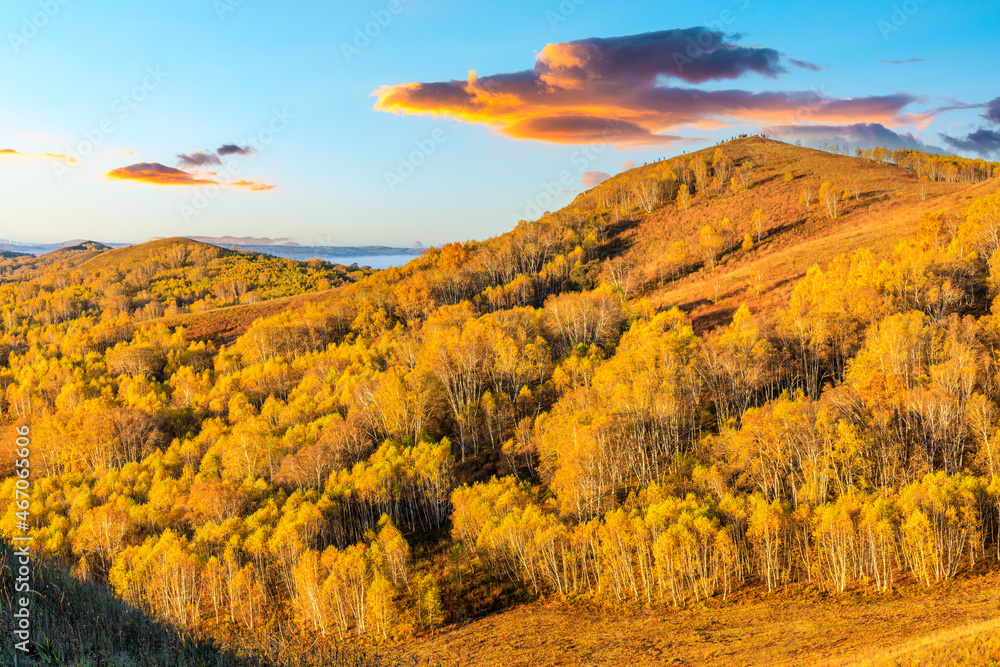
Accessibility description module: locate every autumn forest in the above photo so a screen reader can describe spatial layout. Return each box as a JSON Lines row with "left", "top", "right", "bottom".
{"left": 3, "top": 138, "right": 1000, "bottom": 665}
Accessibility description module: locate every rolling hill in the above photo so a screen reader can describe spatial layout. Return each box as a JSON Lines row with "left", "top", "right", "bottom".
{"left": 2, "top": 138, "right": 999, "bottom": 666}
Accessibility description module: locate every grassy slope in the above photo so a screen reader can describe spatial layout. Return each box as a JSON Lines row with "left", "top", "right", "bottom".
{"left": 611, "top": 138, "right": 997, "bottom": 329}
{"left": 71, "top": 237, "right": 230, "bottom": 275}
{"left": 401, "top": 568, "right": 1000, "bottom": 666}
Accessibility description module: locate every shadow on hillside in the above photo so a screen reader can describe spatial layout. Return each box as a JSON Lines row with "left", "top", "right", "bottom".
{"left": 594, "top": 218, "right": 642, "bottom": 260}
{"left": 0, "top": 540, "right": 409, "bottom": 666}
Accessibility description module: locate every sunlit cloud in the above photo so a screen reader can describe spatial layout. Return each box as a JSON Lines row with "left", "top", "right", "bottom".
{"left": 0, "top": 148, "right": 77, "bottom": 163}
{"left": 107, "top": 162, "right": 213, "bottom": 186}
{"left": 582, "top": 171, "right": 611, "bottom": 188}
{"left": 106, "top": 162, "right": 276, "bottom": 190}
{"left": 373, "top": 28, "right": 926, "bottom": 146}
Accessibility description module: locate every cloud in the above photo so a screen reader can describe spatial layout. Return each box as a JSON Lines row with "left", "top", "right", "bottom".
{"left": 982, "top": 96, "right": 1000, "bottom": 126}
{"left": 217, "top": 144, "right": 256, "bottom": 156}
{"left": 231, "top": 179, "right": 276, "bottom": 191}
{"left": 764, "top": 122, "right": 944, "bottom": 153}
{"left": 621, "top": 160, "right": 637, "bottom": 170}
{"left": 107, "top": 162, "right": 214, "bottom": 186}
{"left": 582, "top": 171, "right": 611, "bottom": 188}
{"left": 106, "top": 162, "right": 275, "bottom": 190}
{"left": 0, "top": 148, "right": 76, "bottom": 162}
{"left": 177, "top": 150, "right": 222, "bottom": 167}
{"left": 880, "top": 58, "right": 926, "bottom": 65}
{"left": 940, "top": 128, "right": 1000, "bottom": 157}
{"left": 113, "top": 150, "right": 136, "bottom": 157}
{"left": 373, "top": 28, "right": 925, "bottom": 145}
{"left": 788, "top": 58, "right": 822, "bottom": 71}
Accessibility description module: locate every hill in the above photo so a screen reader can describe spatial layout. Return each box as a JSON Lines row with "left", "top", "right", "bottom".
{"left": 568, "top": 137, "right": 998, "bottom": 328}
{"left": 0, "top": 240, "right": 113, "bottom": 280}
{"left": 401, "top": 567, "right": 1000, "bottom": 666}
{"left": 1, "top": 139, "right": 999, "bottom": 665}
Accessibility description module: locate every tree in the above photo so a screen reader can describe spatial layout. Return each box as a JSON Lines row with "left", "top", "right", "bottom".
{"left": 819, "top": 182, "right": 839, "bottom": 219}
{"left": 800, "top": 184, "right": 814, "bottom": 208}
{"left": 690, "top": 157, "right": 710, "bottom": 193}
{"left": 699, "top": 224, "right": 724, "bottom": 269}
{"left": 676, "top": 184, "right": 691, "bottom": 211}
{"left": 736, "top": 162, "right": 754, "bottom": 191}
{"left": 751, "top": 208, "right": 768, "bottom": 243}
{"left": 543, "top": 286, "right": 624, "bottom": 356}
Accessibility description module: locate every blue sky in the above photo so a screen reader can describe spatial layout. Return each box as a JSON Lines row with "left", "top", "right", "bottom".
{"left": 0, "top": 0, "right": 997, "bottom": 246}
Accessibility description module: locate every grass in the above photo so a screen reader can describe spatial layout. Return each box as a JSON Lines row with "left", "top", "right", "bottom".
{"left": 400, "top": 566, "right": 1000, "bottom": 666}
{"left": 852, "top": 618, "right": 1000, "bottom": 667}
{"left": 604, "top": 138, "right": 998, "bottom": 331}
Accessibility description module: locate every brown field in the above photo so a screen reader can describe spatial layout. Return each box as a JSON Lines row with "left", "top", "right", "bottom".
{"left": 402, "top": 569, "right": 1000, "bottom": 666}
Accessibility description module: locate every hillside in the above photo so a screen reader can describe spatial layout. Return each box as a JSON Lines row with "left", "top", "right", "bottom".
{"left": 402, "top": 568, "right": 1000, "bottom": 666}
{"left": 1, "top": 139, "right": 999, "bottom": 665}
{"left": 0, "top": 240, "right": 112, "bottom": 280}
{"left": 630, "top": 140, "right": 995, "bottom": 326}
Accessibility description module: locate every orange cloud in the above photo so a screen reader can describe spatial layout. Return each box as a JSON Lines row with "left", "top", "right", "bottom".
{"left": 106, "top": 162, "right": 275, "bottom": 190}
{"left": 107, "top": 162, "right": 213, "bottom": 186}
{"left": 0, "top": 148, "right": 76, "bottom": 162}
{"left": 232, "top": 179, "right": 276, "bottom": 191}
{"left": 374, "top": 28, "right": 926, "bottom": 145}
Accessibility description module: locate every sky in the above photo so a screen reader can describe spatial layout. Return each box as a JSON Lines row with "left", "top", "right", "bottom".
{"left": 0, "top": 0, "right": 998, "bottom": 247}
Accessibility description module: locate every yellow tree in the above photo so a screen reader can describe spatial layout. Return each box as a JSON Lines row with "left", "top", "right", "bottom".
{"left": 819, "top": 182, "right": 839, "bottom": 219}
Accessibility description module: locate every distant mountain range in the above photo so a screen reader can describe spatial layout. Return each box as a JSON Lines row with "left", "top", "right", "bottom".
{"left": 0, "top": 237, "right": 425, "bottom": 260}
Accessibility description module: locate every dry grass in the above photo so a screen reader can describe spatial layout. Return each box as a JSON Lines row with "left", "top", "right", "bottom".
{"left": 612, "top": 138, "right": 998, "bottom": 331}
{"left": 848, "top": 618, "right": 1000, "bottom": 667}
{"left": 401, "top": 569, "right": 1000, "bottom": 666}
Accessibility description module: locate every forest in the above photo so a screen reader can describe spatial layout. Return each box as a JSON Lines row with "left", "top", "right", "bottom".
{"left": 2, "top": 138, "right": 1000, "bottom": 662}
